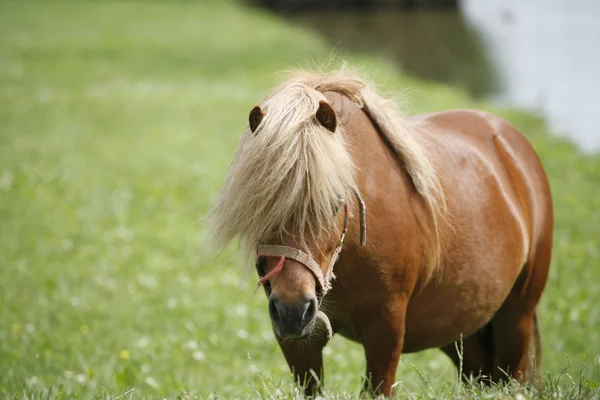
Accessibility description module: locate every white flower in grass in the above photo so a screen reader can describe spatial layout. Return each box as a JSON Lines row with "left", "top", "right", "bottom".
{"left": 62, "top": 238, "right": 73, "bottom": 251}
{"left": 121, "top": 246, "right": 132, "bottom": 258}
{"left": 167, "top": 298, "right": 178, "bottom": 309}
{"left": 179, "top": 274, "right": 191, "bottom": 287}
{"left": 138, "top": 274, "right": 157, "bottom": 289}
{"left": 208, "top": 334, "right": 218, "bottom": 344}
{"left": 36, "top": 88, "right": 54, "bottom": 103}
{"left": 261, "top": 331, "right": 272, "bottom": 341}
{"left": 569, "top": 309, "right": 579, "bottom": 322}
{"left": 27, "top": 376, "right": 40, "bottom": 386}
{"left": 135, "top": 336, "right": 150, "bottom": 349}
{"left": 0, "top": 171, "right": 13, "bottom": 191}
{"left": 192, "top": 351, "right": 205, "bottom": 361}
{"left": 237, "top": 329, "right": 248, "bottom": 339}
{"left": 554, "top": 340, "right": 564, "bottom": 351}
{"left": 553, "top": 313, "right": 563, "bottom": 324}
{"left": 70, "top": 297, "right": 81, "bottom": 307}
{"left": 515, "top": 394, "right": 526, "bottom": 400}
{"left": 221, "top": 272, "right": 239, "bottom": 287}
{"left": 115, "top": 225, "right": 133, "bottom": 241}
{"left": 183, "top": 340, "right": 198, "bottom": 350}
{"left": 145, "top": 376, "right": 160, "bottom": 389}
{"left": 234, "top": 304, "right": 247, "bottom": 317}
{"left": 75, "top": 374, "right": 87, "bottom": 385}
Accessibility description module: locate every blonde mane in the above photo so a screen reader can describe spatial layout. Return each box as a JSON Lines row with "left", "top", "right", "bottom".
{"left": 209, "top": 69, "right": 445, "bottom": 260}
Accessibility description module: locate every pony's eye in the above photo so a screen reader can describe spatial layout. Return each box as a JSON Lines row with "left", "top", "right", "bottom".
{"left": 256, "top": 257, "right": 266, "bottom": 275}
{"left": 255, "top": 257, "right": 271, "bottom": 294}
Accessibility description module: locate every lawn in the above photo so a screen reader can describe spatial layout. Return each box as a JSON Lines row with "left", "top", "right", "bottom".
{"left": 0, "top": 1, "right": 599, "bottom": 398}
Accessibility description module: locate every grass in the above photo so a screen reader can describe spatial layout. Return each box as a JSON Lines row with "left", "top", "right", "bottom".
{"left": 0, "top": 1, "right": 599, "bottom": 398}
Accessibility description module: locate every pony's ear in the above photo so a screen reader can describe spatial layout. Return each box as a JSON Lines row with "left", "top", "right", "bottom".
{"left": 249, "top": 105, "right": 264, "bottom": 133}
{"left": 315, "top": 100, "right": 337, "bottom": 133}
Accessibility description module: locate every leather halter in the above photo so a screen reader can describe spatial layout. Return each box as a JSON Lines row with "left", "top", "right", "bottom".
{"left": 254, "top": 187, "right": 366, "bottom": 297}
{"left": 254, "top": 188, "right": 366, "bottom": 341}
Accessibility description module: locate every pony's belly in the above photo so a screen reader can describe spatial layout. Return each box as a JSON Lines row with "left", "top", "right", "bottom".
{"left": 402, "top": 267, "right": 517, "bottom": 352}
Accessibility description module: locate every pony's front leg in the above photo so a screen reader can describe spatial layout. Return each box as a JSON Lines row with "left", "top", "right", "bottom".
{"left": 362, "top": 309, "right": 406, "bottom": 396}
{"left": 278, "top": 338, "right": 324, "bottom": 397}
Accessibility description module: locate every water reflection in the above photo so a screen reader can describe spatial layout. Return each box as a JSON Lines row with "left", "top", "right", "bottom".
{"left": 280, "top": 0, "right": 600, "bottom": 150}
{"left": 463, "top": 0, "right": 600, "bottom": 150}
{"left": 289, "top": 10, "right": 501, "bottom": 98}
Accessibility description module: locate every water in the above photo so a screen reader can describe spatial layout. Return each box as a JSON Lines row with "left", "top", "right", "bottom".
{"left": 284, "top": 0, "right": 600, "bottom": 151}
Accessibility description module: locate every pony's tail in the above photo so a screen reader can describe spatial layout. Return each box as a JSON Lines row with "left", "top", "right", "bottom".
{"left": 529, "top": 311, "right": 542, "bottom": 385}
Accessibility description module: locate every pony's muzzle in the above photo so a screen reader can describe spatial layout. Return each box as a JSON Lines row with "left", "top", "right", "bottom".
{"left": 268, "top": 292, "right": 318, "bottom": 339}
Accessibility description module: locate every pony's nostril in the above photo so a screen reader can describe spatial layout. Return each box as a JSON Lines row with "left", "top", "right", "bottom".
{"left": 302, "top": 297, "right": 317, "bottom": 322}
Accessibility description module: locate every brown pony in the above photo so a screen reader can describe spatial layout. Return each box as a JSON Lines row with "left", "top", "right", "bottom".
{"left": 209, "top": 69, "right": 553, "bottom": 396}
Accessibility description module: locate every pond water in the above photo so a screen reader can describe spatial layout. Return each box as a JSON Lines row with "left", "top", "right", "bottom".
{"left": 284, "top": 0, "right": 600, "bottom": 151}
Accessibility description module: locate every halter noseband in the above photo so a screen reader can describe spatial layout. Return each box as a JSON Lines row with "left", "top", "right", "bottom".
{"left": 256, "top": 203, "right": 349, "bottom": 297}
{"left": 255, "top": 189, "right": 364, "bottom": 291}
{"left": 255, "top": 188, "right": 365, "bottom": 295}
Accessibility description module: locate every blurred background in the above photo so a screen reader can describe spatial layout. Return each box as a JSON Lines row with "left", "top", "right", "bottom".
{"left": 0, "top": 0, "right": 598, "bottom": 398}
{"left": 255, "top": 0, "right": 600, "bottom": 150}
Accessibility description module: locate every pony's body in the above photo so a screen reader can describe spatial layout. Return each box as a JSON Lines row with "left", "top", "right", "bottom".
{"left": 210, "top": 71, "right": 552, "bottom": 396}
{"left": 328, "top": 94, "right": 551, "bottom": 349}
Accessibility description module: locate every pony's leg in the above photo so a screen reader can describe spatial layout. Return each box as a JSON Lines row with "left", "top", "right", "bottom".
{"left": 363, "top": 330, "right": 403, "bottom": 396}
{"left": 277, "top": 339, "right": 324, "bottom": 396}
{"left": 525, "top": 311, "right": 542, "bottom": 384}
{"left": 491, "top": 237, "right": 550, "bottom": 382}
{"left": 361, "top": 306, "right": 406, "bottom": 396}
{"left": 490, "top": 307, "right": 536, "bottom": 381}
{"left": 490, "top": 306, "right": 544, "bottom": 384}
{"left": 440, "top": 323, "right": 495, "bottom": 382}
{"left": 491, "top": 255, "right": 548, "bottom": 382}
{"left": 491, "top": 191, "right": 551, "bottom": 382}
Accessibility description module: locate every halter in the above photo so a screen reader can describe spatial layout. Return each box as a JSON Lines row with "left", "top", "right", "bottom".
{"left": 254, "top": 188, "right": 367, "bottom": 340}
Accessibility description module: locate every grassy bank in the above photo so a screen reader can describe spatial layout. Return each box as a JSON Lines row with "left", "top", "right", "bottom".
{"left": 0, "top": 1, "right": 599, "bottom": 398}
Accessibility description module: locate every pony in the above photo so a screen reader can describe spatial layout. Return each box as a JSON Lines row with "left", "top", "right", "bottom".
{"left": 209, "top": 69, "right": 553, "bottom": 396}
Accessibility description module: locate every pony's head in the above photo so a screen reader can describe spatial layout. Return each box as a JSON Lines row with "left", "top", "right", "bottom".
{"left": 210, "top": 76, "right": 361, "bottom": 339}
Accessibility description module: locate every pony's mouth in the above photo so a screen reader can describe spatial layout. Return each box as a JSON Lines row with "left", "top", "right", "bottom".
{"left": 272, "top": 315, "right": 317, "bottom": 340}
{"left": 271, "top": 307, "right": 335, "bottom": 342}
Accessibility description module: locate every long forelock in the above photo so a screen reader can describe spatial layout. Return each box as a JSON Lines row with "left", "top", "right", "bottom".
{"left": 209, "top": 81, "right": 355, "bottom": 253}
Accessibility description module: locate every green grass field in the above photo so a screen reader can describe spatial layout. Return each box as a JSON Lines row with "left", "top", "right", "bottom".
{"left": 1, "top": 1, "right": 599, "bottom": 398}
